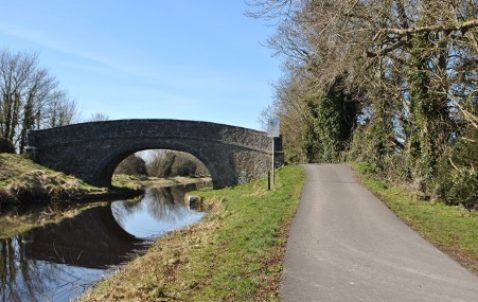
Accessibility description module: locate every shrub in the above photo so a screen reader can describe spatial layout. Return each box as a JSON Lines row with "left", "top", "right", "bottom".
{"left": 0, "top": 138, "right": 15, "bottom": 153}
{"left": 442, "top": 169, "right": 478, "bottom": 210}
{"left": 115, "top": 154, "right": 147, "bottom": 176}
{"left": 436, "top": 128, "right": 478, "bottom": 209}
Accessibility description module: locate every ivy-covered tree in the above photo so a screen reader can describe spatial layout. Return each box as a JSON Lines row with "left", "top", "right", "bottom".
{"left": 251, "top": 0, "right": 478, "bottom": 207}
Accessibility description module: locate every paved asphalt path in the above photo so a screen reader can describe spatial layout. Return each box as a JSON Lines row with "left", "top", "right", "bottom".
{"left": 280, "top": 164, "right": 478, "bottom": 302}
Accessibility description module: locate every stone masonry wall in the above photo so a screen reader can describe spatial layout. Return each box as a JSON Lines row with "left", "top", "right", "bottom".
{"left": 26, "top": 119, "right": 284, "bottom": 189}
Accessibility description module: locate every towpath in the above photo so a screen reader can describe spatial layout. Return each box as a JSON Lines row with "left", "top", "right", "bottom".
{"left": 280, "top": 164, "right": 478, "bottom": 302}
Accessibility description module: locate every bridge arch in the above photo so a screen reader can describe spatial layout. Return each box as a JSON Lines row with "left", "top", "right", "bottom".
{"left": 26, "top": 119, "right": 283, "bottom": 189}
{"left": 95, "top": 142, "right": 223, "bottom": 188}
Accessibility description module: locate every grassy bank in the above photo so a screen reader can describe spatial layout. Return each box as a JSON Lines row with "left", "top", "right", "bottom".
{"left": 351, "top": 162, "right": 478, "bottom": 274}
{"left": 112, "top": 174, "right": 211, "bottom": 189}
{"left": 0, "top": 153, "right": 142, "bottom": 208}
{"left": 81, "top": 165, "right": 304, "bottom": 302}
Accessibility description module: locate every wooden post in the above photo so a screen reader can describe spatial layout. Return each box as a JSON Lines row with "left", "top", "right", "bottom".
{"left": 267, "top": 170, "right": 271, "bottom": 191}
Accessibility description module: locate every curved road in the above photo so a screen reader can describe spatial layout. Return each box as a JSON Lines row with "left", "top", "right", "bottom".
{"left": 280, "top": 164, "right": 478, "bottom": 302}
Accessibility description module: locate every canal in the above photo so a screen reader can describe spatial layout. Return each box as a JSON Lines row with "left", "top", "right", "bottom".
{"left": 0, "top": 181, "right": 210, "bottom": 302}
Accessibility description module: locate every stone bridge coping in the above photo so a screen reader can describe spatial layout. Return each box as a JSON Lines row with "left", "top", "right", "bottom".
{"left": 28, "top": 119, "right": 272, "bottom": 153}
{"left": 30, "top": 119, "right": 266, "bottom": 135}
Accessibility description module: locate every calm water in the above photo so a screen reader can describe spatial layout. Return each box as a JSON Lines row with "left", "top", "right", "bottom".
{"left": 0, "top": 182, "right": 210, "bottom": 302}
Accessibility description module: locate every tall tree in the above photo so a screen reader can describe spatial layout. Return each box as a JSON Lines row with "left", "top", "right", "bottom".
{"left": 0, "top": 49, "right": 78, "bottom": 152}
{"left": 251, "top": 0, "right": 478, "bottom": 203}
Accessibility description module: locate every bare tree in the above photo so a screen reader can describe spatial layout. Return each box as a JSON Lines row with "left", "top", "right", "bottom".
{"left": 87, "top": 112, "right": 110, "bottom": 122}
{"left": 147, "top": 150, "right": 209, "bottom": 178}
{"left": 0, "top": 49, "right": 79, "bottom": 152}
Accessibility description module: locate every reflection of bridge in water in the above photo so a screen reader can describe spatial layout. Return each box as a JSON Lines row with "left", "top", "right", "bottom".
{"left": 26, "top": 119, "right": 284, "bottom": 188}
{"left": 24, "top": 205, "right": 143, "bottom": 268}
{"left": 0, "top": 182, "right": 208, "bottom": 302}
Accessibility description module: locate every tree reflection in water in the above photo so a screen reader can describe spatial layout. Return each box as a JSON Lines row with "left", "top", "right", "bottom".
{"left": 0, "top": 182, "right": 210, "bottom": 302}
{"left": 0, "top": 234, "right": 104, "bottom": 302}
{"left": 111, "top": 183, "right": 209, "bottom": 239}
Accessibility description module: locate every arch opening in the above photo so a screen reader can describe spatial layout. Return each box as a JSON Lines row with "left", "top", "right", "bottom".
{"left": 104, "top": 148, "right": 213, "bottom": 189}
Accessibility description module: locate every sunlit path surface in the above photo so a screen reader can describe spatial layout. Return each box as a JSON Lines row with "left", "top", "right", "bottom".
{"left": 281, "top": 164, "right": 478, "bottom": 302}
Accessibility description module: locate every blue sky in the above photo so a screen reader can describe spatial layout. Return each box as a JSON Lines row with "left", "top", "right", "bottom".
{"left": 0, "top": 1, "right": 280, "bottom": 130}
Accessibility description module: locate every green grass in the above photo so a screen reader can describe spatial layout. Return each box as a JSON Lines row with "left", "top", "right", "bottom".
{"left": 351, "top": 161, "right": 478, "bottom": 274}
{"left": 81, "top": 165, "right": 304, "bottom": 302}
{"left": 111, "top": 174, "right": 211, "bottom": 190}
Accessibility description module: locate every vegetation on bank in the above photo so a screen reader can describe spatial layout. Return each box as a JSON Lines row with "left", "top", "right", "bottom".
{"left": 352, "top": 162, "right": 478, "bottom": 274}
{"left": 81, "top": 165, "right": 304, "bottom": 302}
{"left": 0, "top": 153, "right": 141, "bottom": 208}
{"left": 112, "top": 174, "right": 211, "bottom": 189}
{"left": 0, "top": 153, "right": 103, "bottom": 205}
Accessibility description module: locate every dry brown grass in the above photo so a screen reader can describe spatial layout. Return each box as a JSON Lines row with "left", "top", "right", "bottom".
{"left": 0, "top": 154, "right": 144, "bottom": 208}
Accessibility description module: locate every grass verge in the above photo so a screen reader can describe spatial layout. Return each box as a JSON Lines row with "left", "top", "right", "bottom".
{"left": 350, "top": 161, "right": 478, "bottom": 275}
{"left": 81, "top": 165, "right": 304, "bottom": 302}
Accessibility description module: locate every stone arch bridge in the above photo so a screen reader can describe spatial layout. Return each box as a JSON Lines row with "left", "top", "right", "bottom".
{"left": 26, "top": 119, "right": 283, "bottom": 189}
